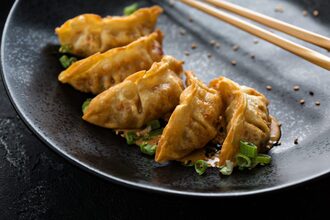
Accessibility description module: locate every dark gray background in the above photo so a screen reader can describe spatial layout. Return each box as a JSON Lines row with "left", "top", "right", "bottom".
{"left": 0, "top": 0, "right": 329, "bottom": 219}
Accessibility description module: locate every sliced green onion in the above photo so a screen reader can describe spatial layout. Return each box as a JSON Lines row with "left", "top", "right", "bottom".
{"left": 194, "top": 160, "right": 208, "bottom": 175}
{"left": 59, "top": 55, "right": 77, "bottom": 68}
{"left": 142, "top": 135, "right": 152, "bottom": 141}
{"left": 124, "top": 3, "right": 139, "bottom": 16}
{"left": 255, "top": 154, "right": 272, "bottom": 165}
{"left": 219, "top": 160, "right": 234, "bottom": 176}
{"left": 236, "top": 153, "right": 251, "bottom": 169}
{"left": 146, "top": 120, "right": 161, "bottom": 130}
{"left": 82, "top": 98, "right": 92, "bottom": 114}
{"left": 139, "top": 142, "right": 157, "bottom": 156}
{"left": 142, "top": 128, "right": 163, "bottom": 140}
{"left": 240, "top": 141, "right": 257, "bottom": 158}
{"left": 219, "top": 166, "right": 232, "bottom": 175}
{"left": 59, "top": 44, "right": 72, "bottom": 53}
{"left": 125, "top": 131, "right": 138, "bottom": 145}
{"left": 149, "top": 128, "right": 163, "bottom": 136}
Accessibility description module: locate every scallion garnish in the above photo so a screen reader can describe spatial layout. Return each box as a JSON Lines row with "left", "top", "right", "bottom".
{"left": 219, "top": 160, "right": 234, "bottom": 175}
{"left": 142, "top": 128, "right": 163, "bottom": 140}
{"left": 142, "top": 128, "right": 163, "bottom": 141}
{"left": 142, "top": 135, "right": 152, "bottom": 141}
{"left": 139, "top": 142, "right": 157, "bottom": 156}
{"left": 125, "top": 131, "right": 138, "bottom": 145}
{"left": 124, "top": 3, "right": 139, "bottom": 16}
{"left": 146, "top": 120, "right": 161, "bottom": 130}
{"left": 194, "top": 160, "right": 208, "bottom": 175}
{"left": 59, "top": 55, "right": 77, "bottom": 68}
{"left": 255, "top": 154, "right": 272, "bottom": 165}
{"left": 142, "top": 122, "right": 163, "bottom": 140}
{"left": 235, "top": 141, "right": 272, "bottom": 171}
{"left": 59, "top": 44, "right": 72, "bottom": 53}
{"left": 82, "top": 98, "right": 92, "bottom": 114}
{"left": 220, "top": 166, "right": 232, "bottom": 175}
{"left": 236, "top": 153, "right": 251, "bottom": 169}
{"left": 148, "top": 128, "right": 163, "bottom": 136}
{"left": 240, "top": 141, "right": 257, "bottom": 158}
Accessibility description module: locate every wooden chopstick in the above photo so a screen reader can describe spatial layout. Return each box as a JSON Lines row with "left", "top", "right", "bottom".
{"left": 180, "top": 0, "right": 330, "bottom": 71}
{"left": 205, "top": 0, "right": 330, "bottom": 51}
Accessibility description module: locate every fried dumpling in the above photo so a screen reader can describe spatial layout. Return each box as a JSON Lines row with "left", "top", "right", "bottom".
{"left": 55, "top": 6, "right": 163, "bottom": 57}
{"left": 82, "top": 56, "right": 184, "bottom": 129}
{"left": 155, "top": 72, "right": 223, "bottom": 163}
{"left": 209, "top": 77, "right": 271, "bottom": 166}
{"left": 58, "top": 31, "right": 163, "bottom": 94}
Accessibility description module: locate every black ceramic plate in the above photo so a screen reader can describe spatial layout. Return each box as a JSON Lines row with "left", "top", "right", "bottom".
{"left": 2, "top": 0, "right": 330, "bottom": 197}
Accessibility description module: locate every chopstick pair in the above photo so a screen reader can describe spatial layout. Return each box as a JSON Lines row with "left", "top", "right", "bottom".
{"left": 180, "top": 0, "right": 330, "bottom": 71}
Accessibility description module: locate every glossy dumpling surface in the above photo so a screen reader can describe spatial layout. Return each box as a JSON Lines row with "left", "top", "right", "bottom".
{"left": 155, "top": 72, "right": 223, "bottom": 163}
{"left": 58, "top": 31, "right": 163, "bottom": 94}
{"left": 82, "top": 56, "right": 184, "bottom": 129}
{"left": 209, "top": 77, "right": 271, "bottom": 166}
{"left": 55, "top": 6, "right": 163, "bottom": 57}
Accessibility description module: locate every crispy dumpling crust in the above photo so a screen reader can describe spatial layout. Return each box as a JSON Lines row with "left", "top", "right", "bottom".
{"left": 58, "top": 31, "right": 163, "bottom": 94}
{"left": 155, "top": 72, "right": 223, "bottom": 163}
{"left": 82, "top": 56, "right": 184, "bottom": 129}
{"left": 209, "top": 77, "right": 271, "bottom": 166}
{"left": 55, "top": 6, "right": 163, "bottom": 57}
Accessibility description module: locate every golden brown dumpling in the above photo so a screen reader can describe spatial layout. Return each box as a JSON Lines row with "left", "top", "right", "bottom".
{"left": 155, "top": 72, "right": 223, "bottom": 163}
{"left": 58, "top": 31, "right": 163, "bottom": 94}
{"left": 209, "top": 77, "right": 271, "bottom": 166}
{"left": 55, "top": 6, "right": 163, "bottom": 57}
{"left": 82, "top": 56, "right": 184, "bottom": 129}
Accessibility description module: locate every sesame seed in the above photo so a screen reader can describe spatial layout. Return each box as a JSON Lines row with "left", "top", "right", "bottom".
{"left": 231, "top": 60, "right": 237, "bottom": 65}
{"left": 315, "top": 101, "right": 321, "bottom": 106}
{"left": 294, "top": 138, "right": 299, "bottom": 145}
{"left": 303, "top": 10, "right": 308, "bottom": 16}
{"left": 209, "top": 40, "right": 216, "bottom": 45}
{"left": 293, "top": 85, "right": 300, "bottom": 91}
{"left": 250, "top": 54, "right": 255, "bottom": 59}
{"left": 299, "top": 99, "right": 305, "bottom": 105}
{"left": 275, "top": 5, "right": 284, "bottom": 13}
{"left": 184, "top": 51, "right": 190, "bottom": 56}
{"left": 169, "top": 0, "right": 175, "bottom": 7}
{"left": 313, "top": 10, "right": 319, "bottom": 17}
{"left": 309, "top": 91, "right": 314, "bottom": 96}
{"left": 191, "top": 43, "right": 197, "bottom": 49}
{"left": 179, "top": 28, "right": 186, "bottom": 35}
{"left": 266, "top": 85, "right": 272, "bottom": 91}
{"left": 253, "top": 39, "right": 259, "bottom": 44}
{"left": 189, "top": 17, "right": 193, "bottom": 22}
{"left": 207, "top": 53, "right": 212, "bottom": 58}
{"left": 215, "top": 42, "right": 221, "bottom": 48}
{"left": 232, "top": 45, "right": 239, "bottom": 51}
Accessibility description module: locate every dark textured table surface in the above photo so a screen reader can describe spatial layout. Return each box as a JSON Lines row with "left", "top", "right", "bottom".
{"left": 0, "top": 1, "right": 329, "bottom": 219}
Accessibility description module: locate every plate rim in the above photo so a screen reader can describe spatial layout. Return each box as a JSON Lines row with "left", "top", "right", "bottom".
{"left": 1, "top": 0, "right": 330, "bottom": 197}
